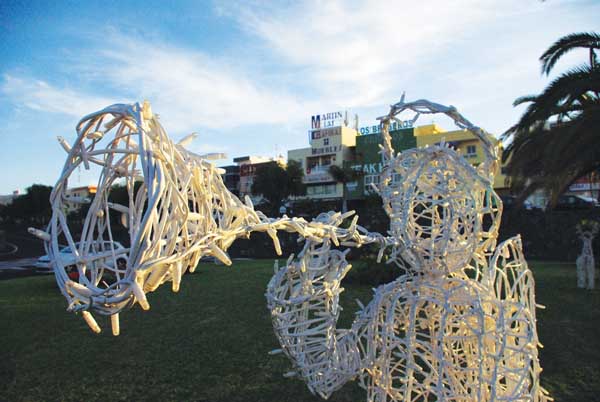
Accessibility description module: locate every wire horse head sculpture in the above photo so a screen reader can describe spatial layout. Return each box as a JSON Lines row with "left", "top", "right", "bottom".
{"left": 30, "top": 101, "right": 269, "bottom": 334}
{"left": 29, "top": 101, "right": 382, "bottom": 335}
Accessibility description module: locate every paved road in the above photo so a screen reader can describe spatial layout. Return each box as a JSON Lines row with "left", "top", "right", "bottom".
{"left": 0, "top": 257, "right": 49, "bottom": 280}
{"left": 0, "top": 257, "right": 39, "bottom": 270}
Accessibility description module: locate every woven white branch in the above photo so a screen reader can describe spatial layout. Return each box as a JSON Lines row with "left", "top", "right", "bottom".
{"left": 575, "top": 222, "right": 598, "bottom": 290}
{"left": 267, "top": 97, "right": 551, "bottom": 401}
{"left": 28, "top": 97, "right": 551, "bottom": 400}
{"left": 30, "top": 102, "right": 262, "bottom": 334}
{"left": 29, "top": 101, "right": 387, "bottom": 335}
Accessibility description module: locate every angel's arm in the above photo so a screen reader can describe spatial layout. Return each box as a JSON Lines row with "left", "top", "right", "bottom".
{"left": 266, "top": 238, "right": 365, "bottom": 399}
{"left": 486, "top": 236, "right": 552, "bottom": 402}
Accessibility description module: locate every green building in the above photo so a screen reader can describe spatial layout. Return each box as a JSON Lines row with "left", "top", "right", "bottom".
{"left": 345, "top": 128, "right": 416, "bottom": 200}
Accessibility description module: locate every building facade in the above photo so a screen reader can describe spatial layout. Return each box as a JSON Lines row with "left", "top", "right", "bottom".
{"left": 413, "top": 124, "right": 509, "bottom": 193}
{"left": 346, "top": 127, "right": 416, "bottom": 199}
{"left": 65, "top": 185, "right": 97, "bottom": 212}
{"left": 220, "top": 165, "right": 240, "bottom": 196}
{"left": 288, "top": 125, "right": 358, "bottom": 200}
{"left": 228, "top": 155, "right": 285, "bottom": 205}
{"left": 0, "top": 190, "right": 19, "bottom": 206}
{"left": 288, "top": 117, "right": 510, "bottom": 202}
{"left": 236, "top": 112, "right": 513, "bottom": 204}
{"left": 567, "top": 174, "right": 600, "bottom": 200}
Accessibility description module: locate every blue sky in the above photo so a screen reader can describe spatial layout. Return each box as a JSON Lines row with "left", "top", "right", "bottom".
{"left": 0, "top": 0, "right": 598, "bottom": 193}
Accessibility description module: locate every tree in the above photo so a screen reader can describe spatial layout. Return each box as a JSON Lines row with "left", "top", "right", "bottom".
{"left": 328, "top": 165, "right": 362, "bottom": 213}
{"left": 502, "top": 32, "right": 600, "bottom": 207}
{"left": 286, "top": 160, "right": 307, "bottom": 198}
{"left": 252, "top": 161, "right": 306, "bottom": 214}
{"left": 540, "top": 32, "right": 599, "bottom": 75}
{"left": 0, "top": 184, "right": 53, "bottom": 224}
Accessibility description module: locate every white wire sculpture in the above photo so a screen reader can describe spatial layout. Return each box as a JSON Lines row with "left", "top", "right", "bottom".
{"left": 266, "top": 96, "right": 552, "bottom": 401}
{"left": 575, "top": 220, "right": 598, "bottom": 290}
{"left": 28, "top": 101, "right": 386, "bottom": 336}
{"left": 30, "top": 101, "right": 259, "bottom": 334}
{"left": 27, "top": 97, "right": 551, "bottom": 401}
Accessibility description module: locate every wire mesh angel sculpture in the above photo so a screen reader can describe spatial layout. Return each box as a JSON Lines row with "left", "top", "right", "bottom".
{"left": 575, "top": 220, "right": 598, "bottom": 290}
{"left": 266, "top": 97, "right": 552, "bottom": 401}
{"left": 29, "top": 101, "right": 383, "bottom": 336}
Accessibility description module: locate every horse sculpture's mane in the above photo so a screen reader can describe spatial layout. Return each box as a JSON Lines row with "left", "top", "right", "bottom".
{"left": 29, "top": 101, "right": 381, "bottom": 334}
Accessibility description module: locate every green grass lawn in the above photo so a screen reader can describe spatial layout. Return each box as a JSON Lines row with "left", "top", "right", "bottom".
{"left": 1, "top": 260, "right": 598, "bottom": 402}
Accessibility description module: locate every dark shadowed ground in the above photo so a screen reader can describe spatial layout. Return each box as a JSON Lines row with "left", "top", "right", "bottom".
{"left": 0, "top": 260, "right": 597, "bottom": 402}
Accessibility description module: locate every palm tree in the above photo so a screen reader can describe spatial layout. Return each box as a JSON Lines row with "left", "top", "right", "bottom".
{"left": 328, "top": 165, "right": 362, "bottom": 213}
{"left": 502, "top": 32, "right": 600, "bottom": 207}
{"left": 540, "top": 32, "right": 599, "bottom": 74}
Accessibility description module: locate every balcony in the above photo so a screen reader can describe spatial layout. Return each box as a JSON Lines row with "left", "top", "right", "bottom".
{"left": 304, "top": 166, "right": 334, "bottom": 184}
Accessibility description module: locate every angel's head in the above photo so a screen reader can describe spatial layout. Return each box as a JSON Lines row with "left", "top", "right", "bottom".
{"left": 377, "top": 98, "right": 502, "bottom": 275}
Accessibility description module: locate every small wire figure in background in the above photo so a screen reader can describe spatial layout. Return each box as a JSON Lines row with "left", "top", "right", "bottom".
{"left": 575, "top": 220, "right": 598, "bottom": 290}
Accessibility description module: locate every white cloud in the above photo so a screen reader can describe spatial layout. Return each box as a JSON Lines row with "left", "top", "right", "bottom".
{"left": 1, "top": 74, "right": 115, "bottom": 118}
{"left": 88, "top": 37, "right": 307, "bottom": 132}
{"left": 1, "top": 34, "right": 307, "bottom": 134}
{"left": 227, "top": 0, "right": 539, "bottom": 107}
{"left": 2, "top": 0, "right": 598, "bottom": 140}
{"left": 219, "top": 0, "right": 598, "bottom": 134}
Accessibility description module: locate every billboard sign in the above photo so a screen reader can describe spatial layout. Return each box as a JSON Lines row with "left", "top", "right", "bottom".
{"left": 359, "top": 120, "right": 413, "bottom": 135}
{"left": 303, "top": 172, "right": 334, "bottom": 184}
{"left": 311, "top": 111, "right": 344, "bottom": 130}
{"left": 310, "top": 127, "right": 340, "bottom": 140}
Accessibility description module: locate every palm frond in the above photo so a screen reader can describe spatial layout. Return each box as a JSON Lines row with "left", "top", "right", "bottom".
{"left": 540, "top": 32, "right": 600, "bottom": 75}
{"left": 506, "top": 32, "right": 600, "bottom": 206}
{"left": 511, "top": 66, "right": 600, "bottom": 129}
{"left": 512, "top": 95, "right": 537, "bottom": 107}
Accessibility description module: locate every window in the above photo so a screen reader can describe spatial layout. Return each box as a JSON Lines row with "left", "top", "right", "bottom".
{"left": 364, "top": 175, "right": 381, "bottom": 194}
{"left": 306, "top": 184, "right": 336, "bottom": 196}
{"left": 466, "top": 145, "right": 477, "bottom": 157}
{"left": 307, "top": 157, "right": 319, "bottom": 172}
{"left": 365, "top": 174, "right": 381, "bottom": 185}
{"left": 323, "top": 138, "right": 329, "bottom": 146}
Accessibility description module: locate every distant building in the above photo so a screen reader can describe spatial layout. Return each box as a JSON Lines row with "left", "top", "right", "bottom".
{"left": 64, "top": 185, "right": 97, "bottom": 212}
{"left": 231, "top": 155, "right": 285, "bottom": 205}
{"left": 216, "top": 106, "right": 523, "bottom": 207}
{"left": 220, "top": 165, "right": 240, "bottom": 196}
{"left": 413, "top": 124, "right": 509, "bottom": 194}
{"left": 346, "top": 126, "right": 416, "bottom": 199}
{"left": 567, "top": 174, "right": 600, "bottom": 200}
{"left": 288, "top": 125, "right": 358, "bottom": 200}
{"left": 0, "top": 190, "right": 19, "bottom": 206}
{"left": 287, "top": 110, "right": 511, "bottom": 203}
